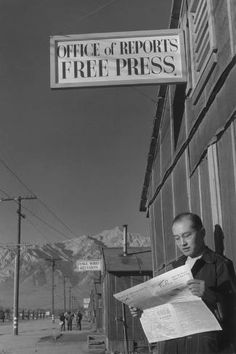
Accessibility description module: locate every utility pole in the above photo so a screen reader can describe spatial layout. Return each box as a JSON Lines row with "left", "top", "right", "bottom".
{"left": 63, "top": 276, "right": 67, "bottom": 313}
{"left": 46, "top": 258, "right": 61, "bottom": 323}
{"left": 73, "top": 296, "right": 77, "bottom": 310}
{"left": 68, "top": 285, "right": 72, "bottom": 312}
{"left": 72, "top": 295, "right": 77, "bottom": 311}
{"left": 0, "top": 195, "right": 37, "bottom": 335}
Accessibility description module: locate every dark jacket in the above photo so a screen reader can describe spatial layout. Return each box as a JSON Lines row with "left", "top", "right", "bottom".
{"left": 59, "top": 313, "right": 65, "bottom": 322}
{"left": 164, "top": 247, "right": 236, "bottom": 354}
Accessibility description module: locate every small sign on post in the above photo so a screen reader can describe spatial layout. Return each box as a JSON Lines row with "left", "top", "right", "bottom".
{"left": 50, "top": 29, "right": 186, "bottom": 88}
{"left": 75, "top": 259, "right": 102, "bottom": 272}
{"left": 83, "top": 298, "right": 90, "bottom": 309}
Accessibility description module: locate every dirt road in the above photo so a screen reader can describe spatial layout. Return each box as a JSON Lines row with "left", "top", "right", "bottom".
{"left": 0, "top": 318, "right": 104, "bottom": 354}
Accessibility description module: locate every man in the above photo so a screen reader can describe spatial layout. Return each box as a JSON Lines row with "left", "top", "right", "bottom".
{"left": 76, "top": 310, "right": 83, "bottom": 330}
{"left": 130, "top": 212, "right": 236, "bottom": 354}
{"left": 0, "top": 310, "right": 5, "bottom": 323}
{"left": 65, "top": 311, "right": 74, "bottom": 331}
{"left": 59, "top": 312, "right": 65, "bottom": 331}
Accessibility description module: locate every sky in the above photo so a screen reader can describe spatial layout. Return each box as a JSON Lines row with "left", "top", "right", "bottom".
{"left": 0, "top": 0, "right": 172, "bottom": 245}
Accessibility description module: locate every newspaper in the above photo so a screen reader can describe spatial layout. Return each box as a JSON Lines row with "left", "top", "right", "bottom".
{"left": 113, "top": 265, "right": 221, "bottom": 343}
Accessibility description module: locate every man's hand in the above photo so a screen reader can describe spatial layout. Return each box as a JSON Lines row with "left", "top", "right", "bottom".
{"left": 187, "top": 279, "right": 205, "bottom": 297}
{"left": 128, "top": 306, "right": 143, "bottom": 318}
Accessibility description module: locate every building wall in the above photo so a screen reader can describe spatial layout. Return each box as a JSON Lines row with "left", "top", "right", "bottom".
{"left": 89, "top": 283, "right": 103, "bottom": 332}
{"left": 103, "top": 272, "right": 150, "bottom": 353}
{"left": 147, "top": 0, "right": 236, "bottom": 273}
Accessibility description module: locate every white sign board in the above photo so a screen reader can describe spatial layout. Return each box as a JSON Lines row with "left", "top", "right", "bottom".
{"left": 75, "top": 259, "right": 102, "bottom": 272}
{"left": 83, "top": 298, "right": 90, "bottom": 304}
{"left": 50, "top": 29, "right": 186, "bottom": 88}
{"left": 83, "top": 298, "right": 90, "bottom": 309}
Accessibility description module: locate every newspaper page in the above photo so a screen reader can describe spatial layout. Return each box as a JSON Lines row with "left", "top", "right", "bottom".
{"left": 114, "top": 265, "right": 221, "bottom": 343}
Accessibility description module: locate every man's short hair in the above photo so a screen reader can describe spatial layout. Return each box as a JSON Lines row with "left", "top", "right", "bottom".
{"left": 172, "top": 212, "right": 203, "bottom": 231}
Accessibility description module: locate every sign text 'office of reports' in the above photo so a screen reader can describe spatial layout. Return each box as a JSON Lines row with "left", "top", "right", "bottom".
{"left": 50, "top": 29, "right": 186, "bottom": 88}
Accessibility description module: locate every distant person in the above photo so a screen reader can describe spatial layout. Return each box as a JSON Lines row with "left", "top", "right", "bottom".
{"left": 129, "top": 212, "right": 236, "bottom": 353}
{"left": 59, "top": 312, "right": 65, "bottom": 331}
{"left": 0, "top": 310, "right": 5, "bottom": 323}
{"left": 76, "top": 310, "right": 83, "bottom": 330}
{"left": 66, "top": 311, "right": 74, "bottom": 331}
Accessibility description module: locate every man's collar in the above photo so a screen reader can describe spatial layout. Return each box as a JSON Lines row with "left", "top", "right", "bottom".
{"left": 200, "top": 246, "right": 216, "bottom": 263}
{"left": 173, "top": 246, "right": 216, "bottom": 268}
{"left": 172, "top": 255, "right": 186, "bottom": 267}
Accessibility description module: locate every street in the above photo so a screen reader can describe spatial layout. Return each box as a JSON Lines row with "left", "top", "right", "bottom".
{"left": 0, "top": 318, "right": 104, "bottom": 354}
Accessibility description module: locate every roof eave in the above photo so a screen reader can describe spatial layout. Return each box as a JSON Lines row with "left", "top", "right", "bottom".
{"left": 139, "top": 0, "right": 182, "bottom": 212}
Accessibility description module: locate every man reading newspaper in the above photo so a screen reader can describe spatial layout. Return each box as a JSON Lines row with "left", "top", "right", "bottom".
{"left": 129, "top": 213, "right": 236, "bottom": 354}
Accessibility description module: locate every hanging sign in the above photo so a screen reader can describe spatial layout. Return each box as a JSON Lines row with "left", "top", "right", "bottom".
{"left": 83, "top": 298, "right": 90, "bottom": 308}
{"left": 75, "top": 259, "right": 102, "bottom": 272}
{"left": 83, "top": 298, "right": 90, "bottom": 304}
{"left": 50, "top": 29, "right": 186, "bottom": 88}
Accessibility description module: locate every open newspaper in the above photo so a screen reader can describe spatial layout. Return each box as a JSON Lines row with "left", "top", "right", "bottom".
{"left": 113, "top": 264, "right": 221, "bottom": 343}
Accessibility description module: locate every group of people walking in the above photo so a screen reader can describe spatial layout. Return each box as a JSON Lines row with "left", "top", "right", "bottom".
{"left": 59, "top": 310, "right": 83, "bottom": 331}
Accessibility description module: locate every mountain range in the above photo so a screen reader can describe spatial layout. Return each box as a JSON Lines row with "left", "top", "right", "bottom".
{"left": 0, "top": 227, "right": 150, "bottom": 310}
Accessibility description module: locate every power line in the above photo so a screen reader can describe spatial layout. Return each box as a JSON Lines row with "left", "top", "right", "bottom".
{"left": 35, "top": 198, "right": 77, "bottom": 237}
{"left": 0, "top": 241, "right": 75, "bottom": 265}
{"left": 76, "top": 0, "right": 117, "bottom": 25}
{"left": 0, "top": 188, "right": 10, "bottom": 197}
{"left": 0, "top": 158, "right": 36, "bottom": 197}
{"left": 0, "top": 186, "right": 70, "bottom": 243}
{"left": 0, "top": 191, "right": 81, "bottom": 258}
{"left": 0, "top": 161, "right": 82, "bottom": 243}
{"left": 22, "top": 206, "right": 74, "bottom": 240}
{"left": 0, "top": 156, "right": 76, "bottom": 236}
{"left": 19, "top": 205, "right": 86, "bottom": 250}
{"left": 23, "top": 217, "right": 54, "bottom": 244}
{"left": 131, "top": 87, "right": 161, "bottom": 105}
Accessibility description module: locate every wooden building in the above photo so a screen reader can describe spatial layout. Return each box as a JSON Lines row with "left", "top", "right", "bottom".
{"left": 89, "top": 280, "right": 103, "bottom": 332}
{"left": 102, "top": 247, "right": 152, "bottom": 354}
{"left": 140, "top": 0, "right": 236, "bottom": 274}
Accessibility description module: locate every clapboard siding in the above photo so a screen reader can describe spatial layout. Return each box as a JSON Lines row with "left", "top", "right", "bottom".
{"left": 140, "top": 0, "right": 236, "bottom": 276}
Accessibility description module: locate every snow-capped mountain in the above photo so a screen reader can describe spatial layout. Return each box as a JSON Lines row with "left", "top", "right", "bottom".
{"left": 0, "top": 227, "right": 150, "bottom": 310}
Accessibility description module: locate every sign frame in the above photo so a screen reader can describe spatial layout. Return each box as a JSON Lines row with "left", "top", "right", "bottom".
{"left": 50, "top": 29, "right": 186, "bottom": 88}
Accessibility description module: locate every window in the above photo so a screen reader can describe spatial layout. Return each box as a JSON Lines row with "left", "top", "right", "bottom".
{"left": 188, "top": 0, "right": 217, "bottom": 88}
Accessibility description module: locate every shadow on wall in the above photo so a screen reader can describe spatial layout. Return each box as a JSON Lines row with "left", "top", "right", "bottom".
{"left": 214, "top": 224, "right": 236, "bottom": 283}
{"left": 214, "top": 224, "right": 225, "bottom": 256}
